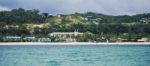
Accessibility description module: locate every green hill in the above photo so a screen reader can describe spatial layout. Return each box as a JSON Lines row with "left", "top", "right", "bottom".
{"left": 0, "top": 8, "right": 150, "bottom": 38}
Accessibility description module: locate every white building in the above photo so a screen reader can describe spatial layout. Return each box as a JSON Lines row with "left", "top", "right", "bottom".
{"left": 137, "top": 38, "right": 149, "bottom": 42}
{"left": 3, "top": 36, "right": 21, "bottom": 42}
{"left": 49, "top": 31, "right": 83, "bottom": 38}
{"left": 65, "top": 38, "right": 77, "bottom": 42}
{"left": 23, "top": 37, "right": 37, "bottom": 42}
{"left": 140, "top": 18, "right": 150, "bottom": 24}
{"left": 49, "top": 30, "right": 84, "bottom": 42}
{"left": 38, "top": 38, "right": 51, "bottom": 42}
{"left": 85, "top": 16, "right": 93, "bottom": 21}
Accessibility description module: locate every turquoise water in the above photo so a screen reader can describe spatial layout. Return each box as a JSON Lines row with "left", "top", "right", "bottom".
{"left": 0, "top": 45, "right": 150, "bottom": 66}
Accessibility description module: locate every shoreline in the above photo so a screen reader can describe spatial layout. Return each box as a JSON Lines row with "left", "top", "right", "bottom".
{"left": 0, "top": 42, "right": 150, "bottom": 45}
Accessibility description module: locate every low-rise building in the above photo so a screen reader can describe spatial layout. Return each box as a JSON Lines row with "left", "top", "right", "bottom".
{"left": 137, "top": 38, "right": 149, "bottom": 42}
{"left": 91, "top": 18, "right": 103, "bottom": 24}
{"left": 96, "top": 37, "right": 106, "bottom": 42}
{"left": 85, "top": 16, "right": 103, "bottom": 24}
{"left": 109, "top": 38, "right": 117, "bottom": 42}
{"left": 3, "top": 36, "right": 21, "bottom": 42}
{"left": 85, "top": 16, "right": 93, "bottom": 21}
{"left": 140, "top": 18, "right": 150, "bottom": 24}
{"left": 117, "top": 38, "right": 128, "bottom": 42}
{"left": 65, "top": 38, "right": 77, "bottom": 42}
{"left": 38, "top": 38, "right": 51, "bottom": 42}
{"left": 49, "top": 31, "right": 83, "bottom": 38}
{"left": 23, "top": 37, "right": 37, "bottom": 42}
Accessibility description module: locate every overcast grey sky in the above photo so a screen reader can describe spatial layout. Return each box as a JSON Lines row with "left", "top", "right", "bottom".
{"left": 0, "top": 0, "right": 150, "bottom": 15}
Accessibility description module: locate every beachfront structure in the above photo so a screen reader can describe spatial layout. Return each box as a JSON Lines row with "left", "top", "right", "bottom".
{"left": 49, "top": 30, "right": 83, "bottom": 42}
{"left": 38, "top": 38, "right": 51, "bottom": 42}
{"left": 3, "top": 36, "right": 21, "bottom": 42}
{"left": 23, "top": 37, "right": 37, "bottom": 42}
{"left": 116, "top": 38, "right": 128, "bottom": 42}
{"left": 49, "top": 31, "right": 83, "bottom": 38}
{"left": 65, "top": 38, "right": 77, "bottom": 42}
{"left": 137, "top": 38, "right": 149, "bottom": 42}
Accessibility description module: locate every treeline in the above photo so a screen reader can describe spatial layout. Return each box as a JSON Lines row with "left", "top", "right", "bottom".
{"left": 0, "top": 25, "right": 51, "bottom": 37}
{"left": 0, "top": 8, "right": 46, "bottom": 24}
{"left": 112, "top": 13, "right": 150, "bottom": 23}
{"left": 0, "top": 9, "right": 150, "bottom": 24}
{"left": 72, "top": 12, "right": 150, "bottom": 23}
{"left": 49, "top": 23, "right": 150, "bottom": 35}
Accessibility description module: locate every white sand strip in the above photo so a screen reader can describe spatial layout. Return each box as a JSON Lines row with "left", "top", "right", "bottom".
{"left": 0, "top": 42, "right": 150, "bottom": 45}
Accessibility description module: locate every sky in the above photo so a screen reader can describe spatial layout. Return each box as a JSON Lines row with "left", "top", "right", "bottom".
{"left": 0, "top": 0, "right": 150, "bottom": 15}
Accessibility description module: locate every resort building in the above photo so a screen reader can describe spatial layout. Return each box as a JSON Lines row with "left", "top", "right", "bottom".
{"left": 3, "top": 36, "right": 21, "bottom": 42}
{"left": 49, "top": 31, "right": 83, "bottom": 38}
{"left": 137, "top": 38, "right": 150, "bottom": 42}
{"left": 116, "top": 38, "right": 128, "bottom": 42}
{"left": 23, "top": 37, "right": 37, "bottom": 42}
{"left": 65, "top": 38, "right": 77, "bottom": 42}
{"left": 38, "top": 38, "right": 51, "bottom": 42}
{"left": 49, "top": 30, "right": 83, "bottom": 42}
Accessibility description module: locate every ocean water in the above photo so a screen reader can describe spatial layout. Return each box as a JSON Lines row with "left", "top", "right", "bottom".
{"left": 0, "top": 45, "right": 150, "bottom": 66}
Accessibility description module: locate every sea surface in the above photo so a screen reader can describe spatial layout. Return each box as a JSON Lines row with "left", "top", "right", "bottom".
{"left": 0, "top": 45, "right": 150, "bottom": 66}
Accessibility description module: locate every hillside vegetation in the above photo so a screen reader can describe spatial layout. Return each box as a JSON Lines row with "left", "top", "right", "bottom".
{"left": 0, "top": 8, "right": 150, "bottom": 40}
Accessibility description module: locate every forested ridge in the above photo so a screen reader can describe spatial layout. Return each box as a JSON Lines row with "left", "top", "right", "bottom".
{"left": 0, "top": 8, "right": 46, "bottom": 24}
{"left": 0, "top": 8, "right": 150, "bottom": 41}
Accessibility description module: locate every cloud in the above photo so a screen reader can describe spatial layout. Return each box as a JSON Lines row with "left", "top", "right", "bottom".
{"left": 0, "top": 0, "right": 150, "bottom": 15}
{"left": 0, "top": 5, "right": 10, "bottom": 11}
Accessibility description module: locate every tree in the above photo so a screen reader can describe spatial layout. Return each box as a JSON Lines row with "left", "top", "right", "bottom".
{"left": 0, "top": 8, "right": 46, "bottom": 24}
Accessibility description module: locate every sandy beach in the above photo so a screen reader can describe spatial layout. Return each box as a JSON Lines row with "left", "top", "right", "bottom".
{"left": 0, "top": 42, "right": 150, "bottom": 45}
